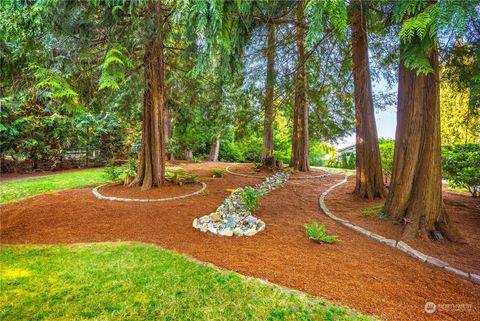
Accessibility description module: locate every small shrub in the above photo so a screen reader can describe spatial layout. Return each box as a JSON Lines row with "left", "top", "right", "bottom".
{"left": 379, "top": 138, "right": 395, "bottom": 182}
{"left": 442, "top": 144, "right": 480, "bottom": 197}
{"left": 326, "top": 152, "right": 356, "bottom": 170}
{"left": 304, "top": 222, "right": 337, "bottom": 243}
{"left": 240, "top": 187, "right": 265, "bottom": 211}
{"left": 123, "top": 158, "right": 137, "bottom": 185}
{"left": 103, "top": 160, "right": 123, "bottom": 182}
{"left": 210, "top": 169, "right": 225, "bottom": 178}
{"left": 165, "top": 168, "right": 199, "bottom": 185}
{"left": 191, "top": 155, "right": 202, "bottom": 163}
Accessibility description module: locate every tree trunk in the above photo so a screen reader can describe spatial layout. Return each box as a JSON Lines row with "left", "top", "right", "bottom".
{"left": 208, "top": 136, "right": 220, "bottom": 161}
{"left": 349, "top": 0, "right": 386, "bottom": 199}
{"left": 163, "top": 107, "right": 173, "bottom": 160}
{"left": 262, "top": 24, "right": 275, "bottom": 162}
{"left": 383, "top": 48, "right": 461, "bottom": 241}
{"left": 184, "top": 149, "right": 193, "bottom": 161}
{"left": 290, "top": 0, "right": 310, "bottom": 172}
{"left": 130, "top": 1, "right": 166, "bottom": 190}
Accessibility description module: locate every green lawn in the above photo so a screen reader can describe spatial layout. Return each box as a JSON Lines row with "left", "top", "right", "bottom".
{"left": 312, "top": 166, "right": 356, "bottom": 176}
{"left": 0, "top": 242, "right": 376, "bottom": 321}
{"left": 0, "top": 168, "right": 109, "bottom": 204}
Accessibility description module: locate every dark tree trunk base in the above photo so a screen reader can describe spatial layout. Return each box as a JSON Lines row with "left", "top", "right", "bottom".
{"left": 261, "top": 156, "right": 283, "bottom": 170}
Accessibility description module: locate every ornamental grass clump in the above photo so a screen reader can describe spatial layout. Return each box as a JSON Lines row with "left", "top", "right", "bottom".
{"left": 304, "top": 222, "right": 337, "bottom": 244}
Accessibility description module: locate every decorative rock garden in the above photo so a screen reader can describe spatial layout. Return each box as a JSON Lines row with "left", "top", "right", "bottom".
{"left": 193, "top": 171, "right": 290, "bottom": 237}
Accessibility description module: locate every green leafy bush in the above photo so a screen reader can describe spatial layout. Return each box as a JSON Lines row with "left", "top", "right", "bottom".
{"left": 326, "top": 152, "right": 356, "bottom": 169}
{"left": 165, "top": 168, "right": 199, "bottom": 185}
{"left": 210, "top": 169, "right": 225, "bottom": 178}
{"left": 378, "top": 138, "right": 395, "bottom": 180}
{"left": 219, "top": 140, "right": 243, "bottom": 162}
{"left": 103, "top": 161, "right": 123, "bottom": 182}
{"left": 442, "top": 144, "right": 480, "bottom": 197}
{"left": 123, "top": 158, "right": 137, "bottom": 185}
{"left": 304, "top": 222, "right": 337, "bottom": 243}
{"left": 240, "top": 187, "right": 265, "bottom": 211}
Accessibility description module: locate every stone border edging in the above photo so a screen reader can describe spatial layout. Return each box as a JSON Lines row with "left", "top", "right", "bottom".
{"left": 92, "top": 182, "right": 207, "bottom": 202}
{"left": 225, "top": 164, "right": 331, "bottom": 180}
{"left": 319, "top": 175, "right": 480, "bottom": 284}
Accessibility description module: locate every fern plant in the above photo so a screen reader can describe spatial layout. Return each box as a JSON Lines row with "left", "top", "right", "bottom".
{"left": 394, "top": 0, "right": 477, "bottom": 74}
{"left": 98, "top": 47, "right": 132, "bottom": 91}
{"left": 304, "top": 222, "right": 337, "bottom": 244}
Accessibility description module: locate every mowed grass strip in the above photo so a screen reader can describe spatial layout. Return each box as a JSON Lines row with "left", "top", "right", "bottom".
{"left": 0, "top": 242, "right": 377, "bottom": 321}
{"left": 0, "top": 168, "right": 108, "bottom": 204}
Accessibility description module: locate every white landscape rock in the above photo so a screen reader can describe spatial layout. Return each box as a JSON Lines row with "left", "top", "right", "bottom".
{"left": 469, "top": 274, "right": 480, "bottom": 284}
{"left": 444, "top": 266, "right": 470, "bottom": 279}
{"left": 397, "top": 241, "right": 428, "bottom": 262}
{"left": 193, "top": 171, "right": 291, "bottom": 237}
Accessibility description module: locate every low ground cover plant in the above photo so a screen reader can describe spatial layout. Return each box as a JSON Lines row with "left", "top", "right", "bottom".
{"left": 304, "top": 222, "right": 337, "bottom": 244}
{"left": 361, "top": 204, "right": 384, "bottom": 217}
{"left": 209, "top": 169, "right": 225, "bottom": 178}
{"left": 165, "top": 168, "right": 199, "bottom": 185}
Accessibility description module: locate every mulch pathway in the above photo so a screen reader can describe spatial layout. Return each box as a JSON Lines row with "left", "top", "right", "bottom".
{"left": 1, "top": 162, "right": 479, "bottom": 321}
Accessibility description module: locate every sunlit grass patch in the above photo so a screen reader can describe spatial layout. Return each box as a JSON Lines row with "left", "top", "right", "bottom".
{"left": 0, "top": 168, "right": 108, "bottom": 204}
{"left": 0, "top": 242, "right": 378, "bottom": 321}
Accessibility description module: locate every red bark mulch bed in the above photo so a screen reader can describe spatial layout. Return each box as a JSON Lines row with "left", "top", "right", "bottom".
{"left": 99, "top": 181, "right": 202, "bottom": 199}
{"left": 1, "top": 162, "right": 479, "bottom": 321}
{"left": 327, "top": 178, "right": 480, "bottom": 275}
{"left": 227, "top": 163, "right": 328, "bottom": 178}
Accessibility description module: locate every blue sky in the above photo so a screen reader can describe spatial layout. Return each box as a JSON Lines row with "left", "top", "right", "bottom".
{"left": 337, "top": 78, "right": 397, "bottom": 148}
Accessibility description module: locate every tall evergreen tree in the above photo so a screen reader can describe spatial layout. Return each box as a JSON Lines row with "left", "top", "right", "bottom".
{"left": 130, "top": 1, "right": 167, "bottom": 189}
{"left": 290, "top": 0, "right": 310, "bottom": 171}
{"left": 383, "top": 0, "right": 477, "bottom": 240}
{"left": 262, "top": 23, "right": 276, "bottom": 163}
{"left": 349, "top": 0, "right": 386, "bottom": 199}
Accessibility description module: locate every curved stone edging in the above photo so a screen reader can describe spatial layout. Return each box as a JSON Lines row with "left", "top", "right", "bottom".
{"left": 226, "top": 164, "right": 331, "bottom": 180}
{"left": 225, "top": 165, "right": 269, "bottom": 179}
{"left": 92, "top": 182, "right": 207, "bottom": 202}
{"left": 290, "top": 173, "right": 330, "bottom": 180}
{"left": 319, "top": 175, "right": 480, "bottom": 284}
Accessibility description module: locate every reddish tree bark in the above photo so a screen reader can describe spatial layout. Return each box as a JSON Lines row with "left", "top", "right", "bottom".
{"left": 262, "top": 24, "right": 275, "bottom": 162}
{"left": 290, "top": 0, "right": 310, "bottom": 172}
{"left": 130, "top": 2, "right": 166, "bottom": 190}
{"left": 384, "top": 48, "right": 461, "bottom": 241}
{"left": 349, "top": 0, "right": 386, "bottom": 199}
